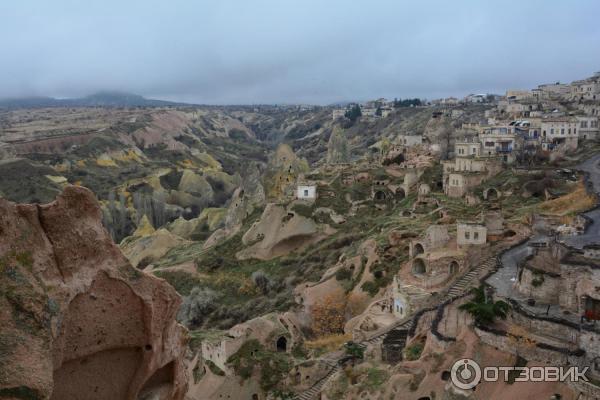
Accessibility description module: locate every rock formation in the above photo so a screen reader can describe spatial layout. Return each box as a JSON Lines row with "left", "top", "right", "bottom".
{"left": 326, "top": 127, "right": 350, "bottom": 164}
{"left": 263, "top": 144, "right": 309, "bottom": 200}
{"left": 0, "top": 186, "right": 188, "bottom": 400}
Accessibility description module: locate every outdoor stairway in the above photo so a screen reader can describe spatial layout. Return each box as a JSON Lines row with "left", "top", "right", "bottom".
{"left": 444, "top": 256, "right": 497, "bottom": 299}
{"left": 294, "top": 358, "right": 341, "bottom": 400}
{"left": 293, "top": 256, "right": 498, "bottom": 400}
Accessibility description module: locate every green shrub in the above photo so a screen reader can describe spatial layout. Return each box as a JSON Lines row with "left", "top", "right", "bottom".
{"left": 335, "top": 268, "right": 352, "bottom": 281}
{"left": 227, "top": 339, "right": 292, "bottom": 391}
{"left": 404, "top": 343, "right": 424, "bottom": 361}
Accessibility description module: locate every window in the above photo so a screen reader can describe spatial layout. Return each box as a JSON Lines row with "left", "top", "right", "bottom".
{"left": 561, "top": 128, "right": 565, "bottom": 135}
{"left": 304, "top": 189, "right": 309, "bottom": 197}
{"left": 465, "top": 231, "right": 470, "bottom": 239}
{"left": 550, "top": 128, "right": 554, "bottom": 135}
{"left": 474, "top": 232, "right": 479, "bottom": 240}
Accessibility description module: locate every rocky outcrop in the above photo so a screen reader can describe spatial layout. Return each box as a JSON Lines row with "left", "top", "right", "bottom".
{"left": 326, "top": 127, "right": 350, "bottom": 164}
{"left": 0, "top": 186, "right": 188, "bottom": 400}
{"left": 237, "top": 204, "right": 328, "bottom": 260}
{"left": 263, "top": 144, "right": 309, "bottom": 200}
{"left": 203, "top": 162, "right": 265, "bottom": 249}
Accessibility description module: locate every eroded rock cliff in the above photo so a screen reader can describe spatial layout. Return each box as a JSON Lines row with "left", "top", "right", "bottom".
{"left": 0, "top": 186, "right": 188, "bottom": 400}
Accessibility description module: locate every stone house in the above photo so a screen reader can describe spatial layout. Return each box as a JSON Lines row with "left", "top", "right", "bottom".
{"left": 456, "top": 223, "right": 487, "bottom": 246}
{"left": 483, "top": 210, "right": 505, "bottom": 240}
{"left": 506, "top": 89, "right": 533, "bottom": 101}
{"left": 576, "top": 115, "right": 599, "bottom": 140}
{"left": 409, "top": 225, "right": 450, "bottom": 258}
{"left": 410, "top": 248, "right": 465, "bottom": 289}
{"left": 454, "top": 140, "right": 481, "bottom": 157}
{"left": 331, "top": 109, "right": 346, "bottom": 120}
{"left": 537, "top": 82, "right": 571, "bottom": 98}
{"left": 398, "top": 135, "right": 423, "bottom": 147}
{"left": 442, "top": 148, "right": 503, "bottom": 198}
{"left": 571, "top": 77, "right": 600, "bottom": 101}
{"left": 201, "top": 314, "right": 296, "bottom": 374}
{"left": 478, "top": 128, "right": 519, "bottom": 163}
{"left": 541, "top": 117, "right": 579, "bottom": 151}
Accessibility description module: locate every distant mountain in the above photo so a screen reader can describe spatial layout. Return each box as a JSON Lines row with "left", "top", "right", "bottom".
{"left": 0, "top": 91, "right": 193, "bottom": 109}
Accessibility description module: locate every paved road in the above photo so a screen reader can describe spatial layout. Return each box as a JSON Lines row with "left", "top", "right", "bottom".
{"left": 563, "top": 152, "right": 600, "bottom": 248}
{"left": 487, "top": 152, "right": 600, "bottom": 318}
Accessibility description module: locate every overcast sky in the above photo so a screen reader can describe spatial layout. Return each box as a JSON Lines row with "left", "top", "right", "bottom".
{"left": 1, "top": 0, "right": 599, "bottom": 104}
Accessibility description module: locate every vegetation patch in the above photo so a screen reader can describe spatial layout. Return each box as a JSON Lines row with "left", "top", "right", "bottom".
{"left": 227, "top": 339, "right": 293, "bottom": 391}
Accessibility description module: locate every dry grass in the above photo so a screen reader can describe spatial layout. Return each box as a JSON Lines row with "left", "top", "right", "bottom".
{"left": 304, "top": 333, "right": 351, "bottom": 352}
{"left": 539, "top": 181, "right": 596, "bottom": 216}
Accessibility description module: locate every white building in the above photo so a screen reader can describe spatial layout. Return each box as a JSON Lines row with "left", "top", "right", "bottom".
{"left": 296, "top": 185, "right": 317, "bottom": 200}
{"left": 332, "top": 109, "right": 346, "bottom": 120}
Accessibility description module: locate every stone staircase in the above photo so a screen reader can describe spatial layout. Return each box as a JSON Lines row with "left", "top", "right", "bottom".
{"left": 293, "top": 256, "right": 498, "bottom": 400}
{"left": 295, "top": 358, "right": 341, "bottom": 400}
{"left": 444, "top": 256, "right": 498, "bottom": 299}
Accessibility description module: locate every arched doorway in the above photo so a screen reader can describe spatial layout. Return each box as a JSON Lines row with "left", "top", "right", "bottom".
{"left": 395, "top": 187, "right": 406, "bottom": 200}
{"left": 276, "top": 336, "right": 287, "bottom": 352}
{"left": 484, "top": 187, "right": 500, "bottom": 200}
{"left": 413, "top": 243, "right": 425, "bottom": 256}
{"left": 449, "top": 261, "right": 459, "bottom": 275}
{"left": 412, "top": 258, "right": 426, "bottom": 275}
{"left": 374, "top": 190, "right": 386, "bottom": 201}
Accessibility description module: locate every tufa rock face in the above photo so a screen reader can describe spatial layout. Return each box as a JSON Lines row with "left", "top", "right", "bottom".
{"left": 326, "top": 127, "right": 350, "bottom": 164}
{"left": 0, "top": 186, "right": 188, "bottom": 400}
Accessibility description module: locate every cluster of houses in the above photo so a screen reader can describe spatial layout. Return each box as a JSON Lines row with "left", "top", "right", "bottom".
{"left": 333, "top": 73, "right": 600, "bottom": 156}
{"left": 331, "top": 98, "right": 403, "bottom": 121}
{"left": 468, "top": 72, "right": 600, "bottom": 152}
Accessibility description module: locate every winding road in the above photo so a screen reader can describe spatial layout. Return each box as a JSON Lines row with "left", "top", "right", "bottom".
{"left": 486, "top": 152, "right": 600, "bottom": 319}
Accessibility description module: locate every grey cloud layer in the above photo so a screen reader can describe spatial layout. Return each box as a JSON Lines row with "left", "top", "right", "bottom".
{"left": 1, "top": 0, "right": 599, "bottom": 104}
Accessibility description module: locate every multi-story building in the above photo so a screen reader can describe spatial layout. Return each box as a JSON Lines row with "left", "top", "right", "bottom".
{"left": 541, "top": 117, "right": 579, "bottom": 150}
{"left": 506, "top": 89, "right": 533, "bottom": 101}
{"left": 571, "top": 74, "right": 600, "bottom": 101}
{"left": 577, "top": 115, "right": 599, "bottom": 141}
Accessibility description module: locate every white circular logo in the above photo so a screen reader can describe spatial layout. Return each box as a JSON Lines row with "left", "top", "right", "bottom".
{"left": 451, "top": 358, "right": 482, "bottom": 390}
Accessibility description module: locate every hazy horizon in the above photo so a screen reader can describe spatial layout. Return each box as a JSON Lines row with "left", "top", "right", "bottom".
{"left": 2, "top": 0, "right": 600, "bottom": 105}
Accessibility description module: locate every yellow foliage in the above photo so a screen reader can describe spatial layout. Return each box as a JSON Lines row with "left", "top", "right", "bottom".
{"left": 238, "top": 278, "right": 261, "bottom": 296}
{"left": 76, "top": 159, "right": 86, "bottom": 168}
{"left": 178, "top": 159, "right": 196, "bottom": 169}
{"left": 311, "top": 288, "right": 347, "bottom": 337}
{"left": 133, "top": 215, "right": 155, "bottom": 237}
{"left": 304, "top": 334, "right": 352, "bottom": 352}
{"left": 539, "top": 181, "right": 596, "bottom": 216}
{"left": 115, "top": 149, "right": 143, "bottom": 163}
{"left": 96, "top": 156, "right": 117, "bottom": 167}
